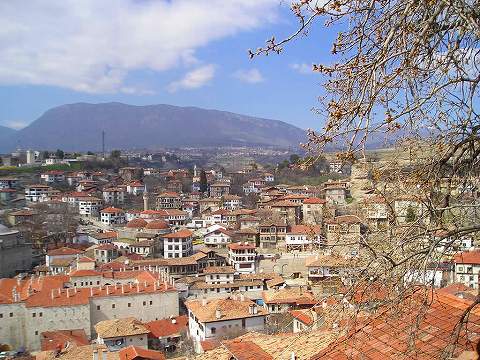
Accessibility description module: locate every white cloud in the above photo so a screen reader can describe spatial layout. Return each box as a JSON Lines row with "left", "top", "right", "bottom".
{"left": 167, "top": 64, "right": 216, "bottom": 93}
{"left": 0, "top": 0, "right": 280, "bottom": 94}
{"left": 233, "top": 68, "right": 265, "bottom": 83}
{"left": 5, "top": 120, "right": 28, "bottom": 130}
{"left": 290, "top": 63, "right": 313, "bottom": 75}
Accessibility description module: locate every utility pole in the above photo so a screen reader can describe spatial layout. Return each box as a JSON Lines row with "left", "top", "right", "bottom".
{"left": 102, "top": 130, "right": 105, "bottom": 159}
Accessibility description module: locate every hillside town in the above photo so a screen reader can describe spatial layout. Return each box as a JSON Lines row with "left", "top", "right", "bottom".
{"left": 0, "top": 146, "right": 479, "bottom": 360}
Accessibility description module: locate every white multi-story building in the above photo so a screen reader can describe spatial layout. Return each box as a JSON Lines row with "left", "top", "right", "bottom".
{"left": 25, "top": 184, "right": 51, "bottom": 202}
{"left": 40, "top": 170, "right": 65, "bottom": 183}
{"left": 285, "top": 225, "right": 323, "bottom": 251}
{"left": 126, "top": 181, "right": 145, "bottom": 196}
{"left": 227, "top": 242, "right": 256, "bottom": 274}
{"left": 454, "top": 250, "right": 480, "bottom": 289}
{"left": 102, "top": 187, "right": 126, "bottom": 206}
{"left": 100, "top": 207, "right": 126, "bottom": 226}
{"left": 162, "top": 229, "right": 193, "bottom": 258}
{"left": 203, "top": 228, "right": 233, "bottom": 248}
{"left": 222, "top": 195, "right": 242, "bottom": 210}
{"left": 0, "top": 275, "right": 179, "bottom": 351}
{"left": 185, "top": 297, "right": 267, "bottom": 353}
{"left": 0, "top": 177, "right": 19, "bottom": 189}
{"left": 78, "top": 197, "right": 102, "bottom": 217}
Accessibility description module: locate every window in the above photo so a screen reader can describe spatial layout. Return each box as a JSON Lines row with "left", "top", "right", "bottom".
{"left": 0, "top": 314, "right": 2, "bottom": 318}
{"left": 211, "top": 327, "right": 216, "bottom": 334}
{"left": 39, "top": 312, "right": 43, "bottom": 317}
{"left": 9, "top": 312, "right": 13, "bottom": 317}
{"left": 143, "top": 301, "right": 146, "bottom": 306}
{"left": 35, "top": 330, "right": 38, "bottom": 335}
{"left": 32, "top": 313, "right": 36, "bottom": 318}
{"left": 112, "top": 304, "right": 115, "bottom": 309}
{"left": 128, "top": 303, "right": 131, "bottom": 307}
{"left": 150, "top": 301, "right": 153, "bottom": 305}
{"left": 97, "top": 306, "right": 101, "bottom": 310}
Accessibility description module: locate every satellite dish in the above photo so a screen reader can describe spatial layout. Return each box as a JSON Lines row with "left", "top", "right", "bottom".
{"left": 115, "top": 339, "right": 124, "bottom": 346}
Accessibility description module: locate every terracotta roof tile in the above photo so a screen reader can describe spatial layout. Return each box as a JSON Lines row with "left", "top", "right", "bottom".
{"left": 145, "top": 315, "right": 188, "bottom": 338}
{"left": 185, "top": 297, "right": 267, "bottom": 323}
{"left": 118, "top": 346, "right": 166, "bottom": 360}
{"left": 95, "top": 317, "right": 149, "bottom": 338}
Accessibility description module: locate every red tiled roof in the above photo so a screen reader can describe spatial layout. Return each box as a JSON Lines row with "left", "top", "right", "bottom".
{"left": 119, "top": 346, "right": 166, "bottom": 360}
{"left": 69, "top": 270, "right": 100, "bottom": 277}
{"left": 454, "top": 250, "right": 480, "bottom": 265}
{"left": 228, "top": 242, "right": 255, "bottom": 250}
{"left": 92, "top": 231, "right": 117, "bottom": 240}
{"left": 303, "top": 197, "right": 326, "bottom": 204}
{"left": 47, "top": 247, "right": 84, "bottom": 256}
{"left": 41, "top": 329, "right": 89, "bottom": 351}
{"left": 126, "top": 218, "right": 148, "bottom": 228}
{"left": 146, "top": 315, "right": 188, "bottom": 338}
{"left": 290, "top": 309, "right": 314, "bottom": 325}
{"left": 312, "top": 291, "right": 480, "bottom": 359}
{"left": 77, "top": 256, "right": 95, "bottom": 263}
{"left": 200, "top": 339, "right": 221, "bottom": 352}
{"left": 101, "top": 207, "right": 124, "bottom": 214}
{"left": 224, "top": 339, "right": 273, "bottom": 360}
{"left": 288, "top": 224, "right": 322, "bottom": 235}
{"left": 145, "top": 220, "right": 170, "bottom": 230}
{"left": 163, "top": 229, "right": 193, "bottom": 238}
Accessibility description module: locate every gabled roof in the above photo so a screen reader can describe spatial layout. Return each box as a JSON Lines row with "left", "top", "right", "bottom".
{"left": 119, "top": 346, "right": 166, "bottom": 360}
{"left": 95, "top": 317, "right": 149, "bottom": 339}
{"left": 47, "top": 247, "right": 84, "bottom": 256}
{"left": 101, "top": 206, "right": 124, "bottom": 214}
{"left": 163, "top": 229, "right": 193, "bottom": 238}
{"left": 185, "top": 297, "right": 267, "bottom": 323}
{"left": 145, "top": 315, "right": 188, "bottom": 338}
{"left": 203, "top": 266, "right": 235, "bottom": 274}
{"left": 126, "top": 218, "right": 148, "bottom": 228}
{"left": 454, "top": 250, "right": 480, "bottom": 265}
{"left": 40, "top": 329, "right": 89, "bottom": 351}
{"left": 145, "top": 220, "right": 170, "bottom": 230}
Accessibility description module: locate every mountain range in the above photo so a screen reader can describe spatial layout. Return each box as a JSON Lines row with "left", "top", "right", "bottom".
{"left": 0, "top": 102, "right": 306, "bottom": 152}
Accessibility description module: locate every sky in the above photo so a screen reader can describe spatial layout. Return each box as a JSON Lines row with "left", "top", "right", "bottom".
{"left": 0, "top": 0, "right": 338, "bottom": 131}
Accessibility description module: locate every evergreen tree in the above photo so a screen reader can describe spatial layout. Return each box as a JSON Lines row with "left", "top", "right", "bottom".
{"left": 199, "top": 170, "right": 208, "bottom": 193}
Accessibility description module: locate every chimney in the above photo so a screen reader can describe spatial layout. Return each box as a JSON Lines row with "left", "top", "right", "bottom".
{"left": 240, "top": 293, "right": 245, "bottom": 302}
{"left": 106, "top": 286, "right": 110, "bottom": 295}
{"left": 102, "top": 349, "right": 107, "bottom": 360}
{"left": 66, "top": 288, "right": 70, "bottom": 298}
{"left": 202, "top": 297, "right": 207, "bottom": 306}
{"left": 92, "top": 349, "right": 98, "bottom": 360}
{"left": 121, "top": 284, "right": 125, "bottom": 294}
{"left": 215, "top": 308, "right": 222, "bottom": 320}
{"left": 171, "top": 318, "right": 177, "bottom": 324}
{"left": 90, "top": 288, "right": 93, "bottom": 297}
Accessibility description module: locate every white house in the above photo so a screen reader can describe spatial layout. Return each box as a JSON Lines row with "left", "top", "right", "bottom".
{"left": 78, "top": 197, "right": 103, "bottom": 217}
{"left": 126, "top": 181, "right": 145, "bottom": 196}
{"left": 100, "top": 207, "right": 126, "bottom": 225}
{"left": 203, "top": 228, "right": 234, "bottom": 248}
{"left": 25, "top": 184, "right": 51, "bottom": 202}
{"left": 454, "top": 250, "right": 480, "bottom": 289}
{"left": 162, "top": 229, "right": 193, "bottom": 258}
{"left": 227, "top": 242, "right": 256, "bottom": 274}
{"left": 185, "top": 297, "right": 267, "bottom": 353}
{"left": 285, "top": 225, "right": 323, "bottom": 251}
{"left": 102, "top": 187, "right": 126, "bottom": 205}
{"left": 40, "top": 170, "right": 65, "bottom": 183}
{"left": 222, "top": 195, "right": 242, "bottom": 210}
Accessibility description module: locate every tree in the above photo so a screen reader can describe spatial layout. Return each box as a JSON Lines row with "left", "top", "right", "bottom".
{"left": 405, "top": 205, "right": 417, "bottom": 223}
{"left": 252, "top": 0, "right": 480, "bottom": 355}
{"left": 289, "top": 154, "right": 300, "bottom": 164}
{"left": 55, "top": 149, "right": 64, "bottom": 159}
{"left": 199, "top": 169, "right": 208, "bottom": 193}
{"left": 41, "top": 151, "right": 50, "bottom": 159}
{"left": 110, "top": 150, "right": 121, "bottom": 159}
